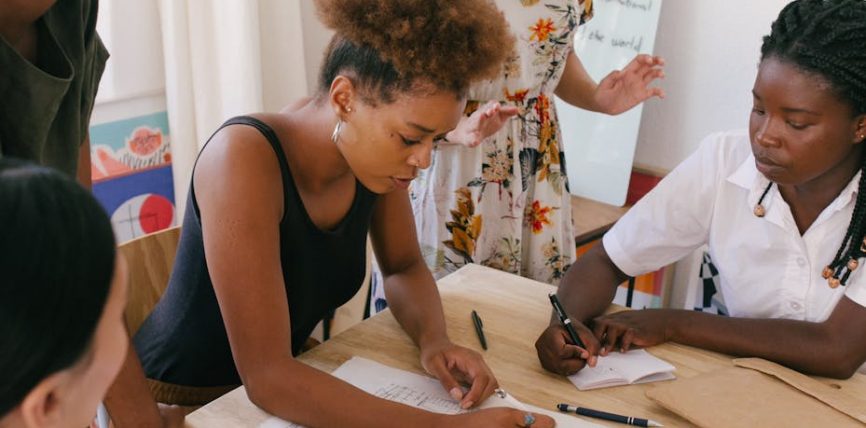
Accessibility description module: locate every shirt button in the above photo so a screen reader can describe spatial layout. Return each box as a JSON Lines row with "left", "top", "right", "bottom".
{"left": 797, "top": 258, "right": 807, "bottom": 267}
{"left": 790, "top": 301, "right": 802, "bottom": 311}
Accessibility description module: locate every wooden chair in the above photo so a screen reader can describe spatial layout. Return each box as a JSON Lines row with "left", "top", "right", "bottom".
{"left": 118, "top": 226, "right": 181, "bottom": 336}
{"left": 119, "top": 226, "right": 238, "bottom": 405}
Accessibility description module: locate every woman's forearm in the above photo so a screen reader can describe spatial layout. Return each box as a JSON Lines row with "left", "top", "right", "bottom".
{"left": 668, "top": 311, "right": 860, "bottom": 378}
{"left": 104, "top": 336, "right": 166, "bottom": 427}
{"left": 381, "top": 261, "right": 450, "bottom": 349}
{"left": 559, "top": 243, "right": 629, "bottom": 324}
{"left": 553, "top": 51, "right": 602, "bottom": 112}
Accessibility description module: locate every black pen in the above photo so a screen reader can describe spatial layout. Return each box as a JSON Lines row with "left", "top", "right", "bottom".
{"left": 557, "top": 403, "right": 663, "bottom": 427}
{"left": 548, "top": 293, "right": 586, "bottom": 350}
{"left": 471, "top": 310, "right": 487, "bottom": 350}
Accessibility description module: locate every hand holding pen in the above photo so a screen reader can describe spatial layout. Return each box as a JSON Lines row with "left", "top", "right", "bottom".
{"left": 534, "top": 293, "right": 600, "bottom": 375}
{"left": 548, "top": 293, "right": 585, "bottom": 349}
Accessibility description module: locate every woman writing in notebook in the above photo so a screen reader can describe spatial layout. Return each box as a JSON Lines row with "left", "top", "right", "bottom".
{"left": 133, "top": 0, "right": 553, "bottom": 426}
{"left": 536, "top": 0, "right": 866, "bottom": 379}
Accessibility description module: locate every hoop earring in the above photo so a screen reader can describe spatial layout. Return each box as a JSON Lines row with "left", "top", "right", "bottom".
{"left": 331, "top": 119, "right": 343, "bottom": 145}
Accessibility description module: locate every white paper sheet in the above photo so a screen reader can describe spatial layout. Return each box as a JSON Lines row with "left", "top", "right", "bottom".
{"left": 259, "top": 357, "right": 601, "bottom": 427}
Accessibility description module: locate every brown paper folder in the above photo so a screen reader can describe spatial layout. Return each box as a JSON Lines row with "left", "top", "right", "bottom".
{"left": 645, "top": 358, "right": 866, "bottom": 427}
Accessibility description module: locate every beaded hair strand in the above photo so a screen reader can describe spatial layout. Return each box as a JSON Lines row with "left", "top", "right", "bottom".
{"left": 761, "top": 0, "right": 866, "bottom": 287}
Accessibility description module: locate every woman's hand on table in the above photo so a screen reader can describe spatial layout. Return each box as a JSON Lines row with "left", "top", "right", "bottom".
{"left": 534, "top": 322, "right": 601, "bottom": 376}
{"left": 442, "top": 408, "right": 555, "bottom": 427}
{"left": 420, "top": 339, "right": 498, "bottom": 409}
{"left": 591, "top": 309, "right": 677, "bottom": 355}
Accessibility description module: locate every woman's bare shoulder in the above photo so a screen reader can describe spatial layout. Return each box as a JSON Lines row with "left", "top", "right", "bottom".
{"left": 193, "top": 120, "right": 285, "bottom": 219}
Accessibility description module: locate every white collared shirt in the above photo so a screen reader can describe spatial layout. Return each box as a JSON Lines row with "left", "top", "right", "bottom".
{"left": 604, "top": 130, "right": 866, "bottom": 323}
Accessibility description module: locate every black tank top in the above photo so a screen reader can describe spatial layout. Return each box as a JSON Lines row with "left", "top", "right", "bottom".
{"left": 134, "top": 116, "right": 378, "bottom": 387}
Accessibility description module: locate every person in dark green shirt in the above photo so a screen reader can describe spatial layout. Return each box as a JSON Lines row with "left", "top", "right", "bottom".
{"left": 0, "top": 0, "right": 107, "bottom": 186}
{"left": 0, "top": 1, "right": 184, "bottom": 426}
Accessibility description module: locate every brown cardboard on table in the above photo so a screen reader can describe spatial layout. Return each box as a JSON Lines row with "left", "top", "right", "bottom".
{"left": 645, "top": 358, "right": 866, "bottom": 427}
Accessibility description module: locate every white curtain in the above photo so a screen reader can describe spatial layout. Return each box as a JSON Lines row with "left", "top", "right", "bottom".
{"left": 157, "top": 0, "right": 310, "bottom": 217}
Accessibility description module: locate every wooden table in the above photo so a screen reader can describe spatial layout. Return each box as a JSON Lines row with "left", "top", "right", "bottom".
{"left": 571, "top": 195, "right": 629, "bottom": 246}
{"left": 184, "top": 264, "right": 860, "bottom": 427}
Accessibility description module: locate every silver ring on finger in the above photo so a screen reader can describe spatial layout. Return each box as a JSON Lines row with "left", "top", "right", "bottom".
{"left": 522, "top": 412, "right": 536, "bottom": 427}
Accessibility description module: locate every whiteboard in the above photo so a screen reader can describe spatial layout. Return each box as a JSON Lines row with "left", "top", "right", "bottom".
{"left": 556, "top": 0, "right": 663, "bottom": 206}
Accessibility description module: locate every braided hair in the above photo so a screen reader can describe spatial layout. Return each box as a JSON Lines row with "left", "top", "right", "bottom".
{"left": 760, "top": 0, "right": 866, "bottom": 286}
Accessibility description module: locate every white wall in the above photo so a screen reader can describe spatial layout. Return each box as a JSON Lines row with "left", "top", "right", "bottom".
{"left": 259, "top": 0, "right": 310, "bottom": 111}
{"left": 95, "top": 1, "right": 165, "bottom": 104}
{"left": 634, "top": 0, "right": 790, "bottom": 172}
{"left": 299, "top": 2, "right": 334, "bottom": 96}
{"left": 92, "top": 0, "right": 166, "bottom": 124}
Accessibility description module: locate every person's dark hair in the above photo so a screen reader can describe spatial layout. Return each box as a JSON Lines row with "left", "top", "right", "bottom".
{"left": 315, "top": 0, "right": 513, "bottom": 104}
{"left": 0, "top": 158, "right": 116, "bottom": 416}
{"left": 760, "top": 0, "right": 866, "bottom": 286}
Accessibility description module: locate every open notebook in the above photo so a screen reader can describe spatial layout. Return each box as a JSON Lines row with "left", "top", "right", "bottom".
{"left": 568, "top": 349, "right": 675, "bottom": 391}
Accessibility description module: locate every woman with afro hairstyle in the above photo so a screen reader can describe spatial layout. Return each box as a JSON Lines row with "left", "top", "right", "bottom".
{"left": 133, "top": 0, "right": 554, "bottom": 426}
{"left": 536, "top": 0, "right": 866, "bottom": 380}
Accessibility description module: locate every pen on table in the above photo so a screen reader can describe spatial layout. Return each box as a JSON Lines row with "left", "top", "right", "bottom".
{"left": 471, "top": 309, "right": 488, "bottom": 350}
{"left": 548, "top": 293, "right": 586, "bottom": 350}
{"left": 557, "top": 403, "right": 663, "bottom": 427}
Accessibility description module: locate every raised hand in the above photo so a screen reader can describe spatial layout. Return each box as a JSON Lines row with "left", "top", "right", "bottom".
{"left": 442, "top": 101, "right": 519, "bottom": 147}
{"left": 594, "top": 54, "right": 666, "bottom": 115}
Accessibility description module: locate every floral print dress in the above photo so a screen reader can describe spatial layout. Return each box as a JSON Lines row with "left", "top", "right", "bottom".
{"left": 409, "top": 0, "right": 594, "bottom": 285}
